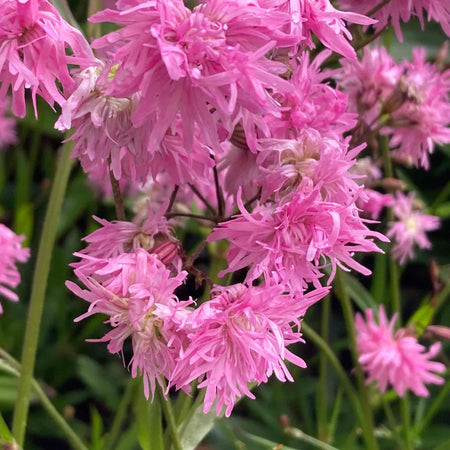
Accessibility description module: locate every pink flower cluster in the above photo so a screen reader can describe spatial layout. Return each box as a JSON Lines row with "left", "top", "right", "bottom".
{"left": 356, "top": 306, "right": 445, "bottom": 397}
{"left": 0, "top": 224, "right": 30, "bottom": 313}
{"left": 339, "top": 47, "right": 450, "bottom": 170}
{"left": 0, "top": 0, "right": 93, "bottom": 117}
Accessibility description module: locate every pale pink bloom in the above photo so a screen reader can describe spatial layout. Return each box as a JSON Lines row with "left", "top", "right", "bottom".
{"left": 266, "top": 51, "right": 356, "bottom": 141}
{"left": 258, "top": 0, "right": 375, "bottom": 59}
{"left": 0, "top": 97, "right": 16, "bottom": 150}
{"left": 358, "top": 189, "right": 394, "bottom": 220}
{"left": 339, "top": 0, "right": 450, "bottom": 41}
{"left": 209, "top": 185, "right": 387, "bottom": 291}
{"left": 0, "top": 224, "right": 30, "bottom": 312}
{"left": 0, "top": 0, "right": 94, "bottom": 117}
{"left": 90, "top": 0, "right": 295, "bottom": 150}
{"left": 356, "top": 306, "right": 445, "bottom": 396}
{"left": 350, "top": 157, "right": 382, "bottom": 187}
{"left": 172, "top": 283, "right": 328, "bottom": 416}
{"left": 337, "top": 46, "right": 401, "bottom": 124}
{"left": 67, "top": 249, "right": 191, "bottom": 399}
{"left": 382, "top": 49, "right": 450, "bottom": 169}
{"left": 387, "top": 192, "right": 440, "bottom": 265}
{"left": 256, "top": 130, "right": 364, "bottom": 203}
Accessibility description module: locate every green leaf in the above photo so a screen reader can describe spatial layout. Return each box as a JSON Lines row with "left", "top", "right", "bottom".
{"left": 13, "top": 201, "right": 33, "bottom": 246}
{"left": 434, "top": 202, "right": 450, "bottom": 219}
{"left": 134, "top": 385, "right": 163, "bottom": 450}
{"left": 90, "top": 407, "right": 105, "bottom": 450}
{"left": 77, "top": 356, "right": 120, "bottom": 410}
{"left": 178, "top": 397, "right": 218, "bottom": 450}
{"left": 0, "top": 410, "right": 14, "bottom": 445}
{"left": 341, "top": 272, "right": 377, "bottom": 310}
{"left": 408, "top": 300, "right": 435, "bottom": 335}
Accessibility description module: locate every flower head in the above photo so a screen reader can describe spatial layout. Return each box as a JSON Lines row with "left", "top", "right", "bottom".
{"left": 209, "top": 185, "right": 387, "bottom": 290}
{"left": 0, "top": 224, "right": 30, "bottom": 312}
{"left": 356, "top": 306, "right": 445, "bottom": 396}
{"left": 67, "top": 249, "right": 191, "bottom": 399}
{"left": 171, "top": 283, "right": 328, "bottom": 416}
{"left": 90, "top": 0, "right": 295, "bottom": 150}
{"left": 0, "top": 0, "right": 94, "bottom": 117}
{"left": 387, "top": 192, "right": 440, "bottom": 264}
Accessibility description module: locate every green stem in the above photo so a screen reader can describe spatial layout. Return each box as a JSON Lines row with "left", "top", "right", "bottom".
{"left": 416, "top": 377, "right": 450, "bottom": 435}
{"left": 301, "top": 323, "right": 365, "bottom": 429}
{"left": 317, "top": 295, "right": 330, "bottom": 441}
{"left": 381, "top": 397, "right": 402, "bottom": 447}
{"left": 334, "top": 271, "right": 379, "bottom": 450}
{"left": 12, "top": 142, "right": 74, "bottom": 446}
{"left": 285, "top": 426, "right": 340, "bottom": 450}
{"left": 104, "top": 379, "right": 135, "bottom": 450}
{"left": 158, "top": 384, "right": 183, "bottom": 450}
{"left": 0, "top": 351, "right": 88, "bottom": 450}
{"left": 400, "top": 394, "right": 413, "bottom": 450}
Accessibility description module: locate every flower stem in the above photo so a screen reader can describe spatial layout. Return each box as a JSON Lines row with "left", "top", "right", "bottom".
{"left": 104, "top": 379, "right": 135, "bottom": 450}
{"left": 334, "top": 270, "right": 379, "bottom": 450}
{"left": 416, "top": 376, "right": 450, "bottom": 435}
{"left": 0, "top": 349, "right": 88, "bottom": 450}
{"left": 12, "top": 142, "right": 74, "bottom": 447}
{"left": 301, "top": 323, "right": 365, "bottom": 431}
{"left": 158, "top": 384, "right": 183, "bottom": 450}
{"left": 316, "top": 295, "right": 330, "bottom": 441}
{"left": 401, "top": 394, "right": 413, "bottom": 450}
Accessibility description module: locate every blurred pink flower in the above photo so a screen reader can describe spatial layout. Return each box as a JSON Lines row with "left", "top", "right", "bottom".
{"left": 383, "top": 49, "right": 450, "bottom": 169}
{"left": 171, "top": 283, "right": 328, "bottom": 416}
{"left": 0, "top": 224, "right": 29, "bottom": 313}
{"left": 339, "top": 0, "right": 450, "bottom": 41}
{"left": 356, "top": 306, "right": 445, "bottom": 396}
{"left": 0, "top": 0, "right": 94, "bottom": 117}
{"left": 387, "top": 192, "right": 440, "bottom": 264}
{"left": 67, "top": 249, "right": 191, "bottom": 399}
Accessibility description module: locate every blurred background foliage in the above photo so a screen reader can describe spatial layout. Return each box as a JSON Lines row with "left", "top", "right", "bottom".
{"left": 0, "top": 2, "right": 449, "bottom": 449}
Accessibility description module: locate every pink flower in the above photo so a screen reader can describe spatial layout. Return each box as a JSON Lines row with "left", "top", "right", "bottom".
{"left": 90, "top": 0, "right": 294, "bottom": 150}
{"left": 387, "top": 192, "right": 440, "bottom": 265}
{"left": 0, "top": 97, "right": 16, "bottom": 150}
{"left": 256, "top": 130, "right": 364, "bottom": 203}
{"left": 0, "top": 0, "right": 94, "bottom": 117}
{"left": 0, "top": 224, "right": 30, "bottom": 313}
{"left": 258, "top": 0, "right": 375, "bottom": 58}
{"left": 382, "top": 49, "right": 450, "bottom": 170}
{"left": 337, "top": 46, "right": 401, "bottom": 124}
{"left": 56, "top": 63, "right": 213, "bottom": 187}
{"left": 356, "top": 306, "right": 445, "bottom": 396}
{"left": 67, "top": 249, "right": 191, "bottom": 399}
{"left": 171, "top": 283, "right": 328, "bottom": 417}
{"left": 266, "top": 51, "right": 356, "bottom": 141}
{"left": 209, "top": 185, "right": 387, "bottom": 290}
{"left": 357, "top": 189, "right": 394, "bottom": 220}
{"left": 339, "top": 0, "right": 450, "bottom": 41}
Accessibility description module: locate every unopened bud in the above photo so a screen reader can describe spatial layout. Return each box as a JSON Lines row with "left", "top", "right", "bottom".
{"left": 150, "top": 240, "right": 179, "bottom": 265}
{"left": 380, "top": 77, "right": 409, "bottom": 115}
{"left": 230, "top": 123, "right": 249, "bottom": 151}
{"left": 380, "top": 178, "right": 405, "bottom": 191}
{"left": 426, "top": 325, "right": 450, "bottom": 341}
{"left": 436, "top": 41, "right": 449, "bottom": 71}
{"left": 279, "top": 414, "right": 291, "bottom": 429}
